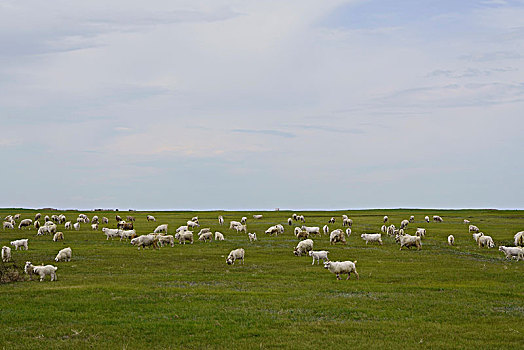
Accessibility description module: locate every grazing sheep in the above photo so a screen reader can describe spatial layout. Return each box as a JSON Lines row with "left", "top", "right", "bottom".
{"left": 296, "top": 230, "right": 309, "bottom": 240}
{"left": 3, "top": 222, "right": 14, "bottom": 230}
{"left": 301, "top": 226, "right": 320, "bottom": 236}
{"left": 55, "top": 247, "right": 72, "bottom": 262}
{"left": 226, "top": 248, "right": 245, "bottom": 265}
{"left": 345, "top": 228, "right": 352, "bottom": 237}
{"left": 342, "top": 214, "right": 348, "bottom": 220}
{"left": 146, "top": 215, "right": 156, "bottom": 222}
{"left": 248, "top": 232, "right": 257, "bottom": 242}
{"left": 185, "top": 220, "right": 198, "bottom": 229}
{"left": 415, "top": 228, "right": 426, "bottom": 237}
{"left": 298, "top": 215, "right": 306, "bottom": 223}
{"left": 448, "top": 235, "right": 454, "bottom": 246}
{"left": 130, "top": 234, "right": 159, "bottom": 250}
{"left": 102, "top": 217, "right": 109, "bottom": 224}
{"left": 126, "top": 216, "right": 135, "bottom": 222}
{"left": 53, "top": 231, "right": 64, "bottom": 241}
{"left": 276, "top": 224, "right": 284, "bottom": 234}
{"left": 409, "top": 215, "right": 415, "bottom": 223}
{"left": 176, "top": 225, "right": 189, "bottom": 233}
{"left": 292, "top": 213, "right": 298, "bottom": 221}
{"left": 118, "top": 221, "right": 134, "bottom": 230}
{"left": 191, "top": 216, "right": 199, "bottom": 223}
{"left": 387, "top": 225, "right": 396, "bottom": 236}
{"left": 18, "top": 219, "right": 33, "bottom": 229}
{"left": 498, "top": 246, "right": 524, "bottom": 261}
{"left": 198, "top": 228, "right": 211, "bottom": 235}
{"left": 235, "top": 224, "right": 247, "bottom": 234}
{"left": 328, "top": 217, "right": 335, "bottom": 224}
{"left": 464, "top": 219, "right": 470, "bottom": 224}
{"left": 361, "top": 233, "right": 382, "bottom": 245}
{"left": 288, "top": 218, "right": 293, "bottom": 225}
{"left": 229, "top": 221, "right": 242, "bottom": 230}
{"left": 309, "top": 250, "right": 329, "bottom": 265}
{"left": 13, "top": 214, "right": 21, "bottom": 221}
{"left": 175, "top": 231, "right": 194, "bottom": 244}
{"left": 218, "top": 216, "right": 224, "bottom": 225}
{"left": 472, "top": 232, "right": 484, "bottom": 243}
{"left": 425, "top": 216, "right": 430, "bottom": 223}
{"left": 324, "top": 261, "right": 359, "bottom": 280}
{"left": 24, "top": 262, "right": 57, "bottom": 282}
{"left": 65, "top": 221, "right": 72, "bottom": 230}
{"left": 381, "top": 225, "right": 387, "bottom": 234}
{"left": 253, "top": 215, "right": 263, "bottom": 219}
{"left": 294, "top": 239, "right": 314, "bottom": 256}
{"left": 330, "top": 229, "right": 346, "bottom": 245}
{"left": 91, "top": 223, "right": 99, "bottom": 231}
{"left": 383, "top": 215, "right": 388, "bottom": 223}
{"left": 478, "top": 235, "right": 495, "bottom": 248}
{"left": 433, "top": 215, "right": 443, "bottom": 222}
{"left": 115, "top": 215, "right": 122, "bottom": 222}
{"left": 265, "top": 225, "right": 280, "bottom": 235}
{"left": 323, "top": 225, "right": 330, "bottom": 235}
{"left": 34, "top": 213, "right": 41, "bottom": 221}
{"left": 342, "top": 218, "right": 353, "bottom": 227}
{"left": 399, "top": 235, "right": 422, "bottom": 250}
{"left": 92, "top": 216, "right": 99, "bottom": 224}
{"left": 198, "top": 231, "right": 213, "bottom": 242}
{"left": 400, "top": 219, "right": 409, "bottom": 229}
{"left": 73, "top": 222, "right": 80, "bottom": 231}
{"left": 469, "top": 225, "right": 480, "bottom": 233}
{"left": 514, "top": 231, "right": 524, "bottom": 246}
{"left": 34, "top": 220, "right": 40, "bottom": 230}
{"left": 157, "top": 235, "right": 175, "bottom": 247}
{"left": 2, "top": 246, "right": 11, "bottom": 262}
{"left": 215, "top": 232, "right": 225, "bottom": 241}
{"left": 241, "top": 217, "right": 247, "bottom": 224}
{"left": 120, "top": 229, "right": 137, "bottom": 241}
{"left": 154, "top": 224, "right": 168, "bottom": 234}
{"left": 45, "top": 215, "right": 50, "bottom": 222}
{"left": 103, "top": 228, "right": 121, "bottom": 240}
{"left": 10, "top": 239, "right": 28, "bottom": 250}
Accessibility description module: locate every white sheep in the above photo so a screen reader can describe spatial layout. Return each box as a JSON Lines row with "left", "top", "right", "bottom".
{"left": 276, "top": 224, "right": 284, "bottom": 234}
{"left": 53, "top": 232, "right": 64, "bottom": 242}
{"left": 409, "top": 215, "right": 415, "bottom": 223}
{"left": 288, "top": 218, "right": 293, "bottom": 225}
{"left": 229, "top": 221, "right": 242, "bottom": 230}
{"left": 241, "top": 216, "right": 247, "bottom": 224}
{"left": 380, "top": 225, "right": 387, "bottom": 234}
{"left": 399, "top": 235, "right": 422, "bottom": 250}
{"left": 324, "top": 261, "right": 359, "bottom": 280}
{"left": 226, "top": 248, "right": 245, "bottom": 265}
{"left": 2, "top": 246, "right": 11, "bottom": 262}
{"left": 330, "top": 229, "right": 346, "bottom": 245}
{"left": 102, "top": 217, "right": 109, "bottom": 224}
{"left": 147, "top": 215, "right": 156, "bottom": 222}
{"left": 469, "top": 225, "right": 480, "bottom": 233}
{"left": 18, "top": 219, "right": 33, "bottom": 229}
{"left": 514, "top": 231, "right": 524, "bottom": 246}
{"left": 65, "top": 221, "right": 73, "bottom": 230}
{"left": 198, "top": 228, "right": 211, "bottom": 235}
{"left": 103, "top": 228, "right": 121, "bottom": 240}
{"left": 383, "top": 215, "right": 388, "bottom": 223}
{"left": 433, "top": 215, "right": 443, "bottom": 222}
{"left": 187, "top": 220, "right": 199, "bottom": 228}
{"left": 346, "top": 228, "right": 352, "bottom": 237}
{"left": 498, "top": 246, "right": 524, "bottom": 261}
{"left": 309, "top": 250, "right": 329, "bottom": 265}
{"left": 198, "top": 231, "right": 213, "bottom": 242}
{"left": 248, "top": 232, "right": 257, "bottom": 242}
{"left": 342, "top": 218, "right": 353, "bottom": 227}
{"left": 464, "top": 219, "right": 470, "bottom": 224}
{"left": 215, "top": 232, "right": 225, "bottom": 241}
{"left": 472, "top": 232, "right": 484, "bottom": 243}
{"left": 425, "top": 216, "right": 430, "bottom": 223}
{"left": 253, "top": 215, "right": 263, "bottom": 219}
{"left": 301, "top": 226, "right": 320, "bottom": 236}
{"left": 157, "top": 235, "right": 175, "bottom": 247}
{"left": 175, "top": 231, "right": 194, "bottom": 244}
{"left": 55, "top": 247, "right": 72, "bottom": 262}
{"left": 3, "top": 222, "right": 14, "bottom": 230}
{"left": 91, "top": 223, "right": 99, "bottom": 230}
{"left": 294, "top": 239, "right": 314, "bottom": 256}
{"left": 235, "top": 224, "right": 247, "bottom": 234}
{"left": 25, "top": 262, "right": 58, "bottom": 281}
{"left": 360, "top": 233, "right": 382, "bottom": 245}
{"left": 448, "top": 235, "right": 454, "bottom": 246}
{"left": 415, "top": 228, "right": 426, "bottom": 237}
{"left": 218, "top": 216, "right": 224, "bottom": 225}
{"left": 10, "top": 239, "right": 28, "bottom": 250}
{"left": 387, "top": 225, "right": 396, "bottom": 236}
{"left": 478, "top": 235, "right": 495, "bottom": 248}
{"left": 120, "top": 229, "right": 137, "bottom": 241}
{"left": 130, "top": 234, "right": 159, "bottom": 250}
{"left": 323, "top": 225, "right": 330, "bottom": 235}
{"left": 73, "top": 222, "right": 80, "bottom": 231}
{"left": 265, "top": 225, "right": 280, "bottom": 235}
{"left": 154, "top": 224, "right": 168, "bottom": 234}
{"left": 176, "top": 225, "right": 189, "bottom": 233}
{"left": 400, "top": 219, "right": 409, "bottom": 229}
{"left": 328, "top": 217, "right": 335, "bottom": 224}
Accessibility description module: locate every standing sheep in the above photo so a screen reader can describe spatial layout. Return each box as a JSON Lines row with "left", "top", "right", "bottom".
{"left": 309, "top": 250, "right": 329, "bottom": 265}
{"left": 324, "top": 261, "right": 359, "bottom": 280}
{"left": 294, "top": 239, "right": 314, "bottom": 256}
{"left": 226, "top": 248, "right": 245, "bottom": 265}
{"left": 24, "top": 262, "right": 58, "bottom": 281}
{"left": 215, "top": 232, "right": 225, "bottom": 241}
{"left": 2, "top": 246, "right": 11, "bottom": 262}
{"left": 360, "top": 234, "right": 382, "bottom": 245}
{"left": 248, "top": 232, "right": 257, "bottom": 242}
{"left": 448, "top": 235, "right": 454, "bottom": 246}
{"left": 10, "top": 239, "right": 28, "bottom": 250}
{"left": 55, "top": 247, "right": 72, "bottom": 262}
{"left": 53, "top": 232, "right": 64, "bottom": 242}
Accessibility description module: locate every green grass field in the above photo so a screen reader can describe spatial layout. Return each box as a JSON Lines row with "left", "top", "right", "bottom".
{"left": 1, "top": 209, "right": 523, "bottom": 349}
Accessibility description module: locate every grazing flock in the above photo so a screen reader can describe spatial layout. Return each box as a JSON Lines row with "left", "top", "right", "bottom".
{"left": 2, "top": 212, "right": 523, "bottom": 282}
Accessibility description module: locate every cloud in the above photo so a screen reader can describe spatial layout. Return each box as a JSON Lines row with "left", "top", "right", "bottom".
{"left": 232, "top": 129, "right": 296, "bottom": 138}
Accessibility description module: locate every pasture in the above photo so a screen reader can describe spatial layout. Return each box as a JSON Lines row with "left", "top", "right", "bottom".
{"left": 0, "top": 209, "right": 523, "bottom": 349}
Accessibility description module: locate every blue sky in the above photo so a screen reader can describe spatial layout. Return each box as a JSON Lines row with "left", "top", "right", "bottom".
{"left": 1, "top": 0, "right": 523, "bottom": 210}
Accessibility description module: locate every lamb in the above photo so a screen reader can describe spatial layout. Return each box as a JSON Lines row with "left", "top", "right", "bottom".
{"left": 514, "top": 231, "right": 524, "bottom": 246}
{"left": 120, "top": 229, "right": 137, "bottom": 241}
{"left": 187, "top": 220, "right": 199, "bottom": 229}
{"left": 472, "top": 232, "right": 484, "bottom": 243}
{"left": 65, "top": 221, "right": 72, "bottom": 230}
{"left": 18, "top": 219, "right": 33, "bottom": 229}
{"left": 399, "top": 235, "right": 422, "bottom": 250}
{"left": 425, "top": 216, "right": 430, "bottom": 223}
{"left": 323, "top": 225, "right": 330, "bottom": 235}
{"left": 130, "top": 234, "right": 159, "bottom": 250}
{"left": 91, "top": 223, "right": 99, "bottom": 231}
{"left": 324, "top": 261, "right": 359, "bottom": 280}
{"left": 226, "top": 248, "right": 245, "bottom": 265}
{"left": 198, "top": 231, "right": 213, "bottom": 242}
{"left": 498, "top": 246, "right": 524, "bottom": 261}
{"left": 215, "top": 232, "right": 225, "bottom": 241}
{"left": 253, "top": 215, "right": 263, "bottom": 219}
{"left": 103, "top": 227, "right": 121, "bottom": 240}
{"left": 53, "top": 232, "right": 64, "bottom": 242}
{"left": 55, "top": 247, "right": 72, "bottom": 262}
{"left": 218, "top": 216, "right": 224, "bottom": 225}
{"left": 10, "top": 239, "right": 28, "bottom": 250}
{"left": 154, "top": 224, "right": 168, "bottom": 234}
{"left": 361, "top": 233, "right": 382, "bottom": 245}
{"left": 24, "top": 262, "right": 58, "bottom": 281}
{"left": 409, "top": 215, "right": 415, "bottom": 223}
{"left": 478, "top": 235, "right": 495, "bottom": 248}
{"left": 248, "top": 232, "right": 257, "bottom": 242}
{"left": 157, "top": 235, "right": 175, "bottom": 247}
{"left": 400, "top": 219, "right": 409, "bottom": 229}
{"left": 294, "top": 239, "right": 314, "bottom": 256}
{"left": 448, "top": 235, "right": 454, "bottom": 246}
{"left": 175, "top": 231, "right": 194, "bottom": 244}
{"left": 309, "top": 250, "right": 329, "bottom": 265}
{"left": 73, "top": 222, "right": 80, "bottom": 231}
{"left": 301, "top": 226, "right": 320, "bottom": 236}
{"left": 469, "top": 225, "right": 480, "bottom": 233}
{"left": 433, "top": 215, "right": 443, "bottom": 222}
{"left": 415, "top": 228, "right": 426, "bottom": 237}
{"left": 330, "top": 229, "right": 346, "bottom": 245}
{"left": 147, "top": 215, "right": 156, "bottom": 222}
{"left": 3, "top": 222, "right": 14, "bottom": 230}
{"left": 2, "top": 246, "right": 11, "bottom": 262}
{"left": 241, "top": 216, "right": 247, "bottom": 224}
{"left": 346, "top": 228, "right": 352, "bottom": 237}
{"left": 383, "top": 215, "right": 388, "bottom": 223}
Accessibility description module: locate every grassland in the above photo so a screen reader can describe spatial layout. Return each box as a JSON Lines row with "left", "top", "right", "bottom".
{"left": 0, "top": 208, "right": 523, "bottom": 349}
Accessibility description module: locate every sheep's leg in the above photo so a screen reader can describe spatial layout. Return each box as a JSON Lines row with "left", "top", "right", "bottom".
{"left": 336, "top": 274, "right": 341, "bottom": 280}
{"left": 347, "top": 273, "right": 351, "bottom": 280}
{"left": 354, "top": 270, "right": 359, "bottom": 280}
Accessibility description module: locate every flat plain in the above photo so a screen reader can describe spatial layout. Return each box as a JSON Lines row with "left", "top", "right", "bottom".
{"left": 0, "top": 208, "right": 523, "bottom": 349}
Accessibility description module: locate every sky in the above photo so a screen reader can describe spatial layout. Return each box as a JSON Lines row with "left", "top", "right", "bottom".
{"left": 1, "top": 0, "right": 523, "bottom": 210}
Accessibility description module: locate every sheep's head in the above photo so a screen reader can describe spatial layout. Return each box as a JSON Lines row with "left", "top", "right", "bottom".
{"left": 130, "top": 238, "right": 138, "bottom": 245}
{"left": 226, "top": 258, "right": 233, "bottom": 265}
{"left": 24, "top": 261, "right": 33, "bottom": 274}
{"left": 293, "top": 248, "right": 300, "bottom": 256}
{"left": 498, "top": 246, "right": 505, "bottom": 251}
{"left": 323, "top": 262, "right": 331, "bottom": 269}
{"left": 488, "top": 240, "right": 495, "bottom": 248}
